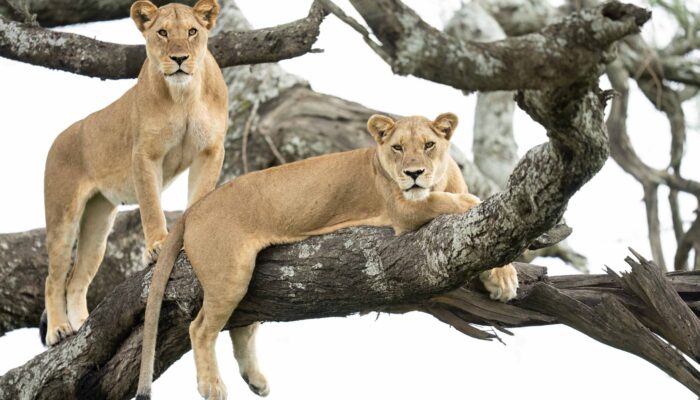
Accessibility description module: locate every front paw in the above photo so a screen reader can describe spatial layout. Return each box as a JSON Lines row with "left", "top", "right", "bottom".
{"left": 46, "top": 321, "right": 75, "bottom": 346}
{"left": 198, "top": 376, "right": 228, "bottom": 400}
{"left": 479, "top": 264, "right": 518, "bottom": 302}
{"left": 143, "top": 238, "right": 166, "bottom": 265}
{"left": 243, "top": 371, "right": 270, "bottom": 397}
{"left": 457, "top": 193, "right": 481, "bottom": 212}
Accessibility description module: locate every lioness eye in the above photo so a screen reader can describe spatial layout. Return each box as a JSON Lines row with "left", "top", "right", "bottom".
{"left": 392, "top": 145, "right": 403, "bottom": 152}
{"left": 158, "top": 29, "right": 167, "bottom": 37}
{"left": 189, "top": 28, "right": 197, "bottom": 36}
{"left": 425, "top": 142, "right": 435, "bottom": 150}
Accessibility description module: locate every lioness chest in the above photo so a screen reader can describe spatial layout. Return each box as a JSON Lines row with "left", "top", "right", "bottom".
{"left": 161, "top": 102, "right": 218, "bottom": 180}
{"left": 100, "top": 100, "right": 223, "bottom": 206}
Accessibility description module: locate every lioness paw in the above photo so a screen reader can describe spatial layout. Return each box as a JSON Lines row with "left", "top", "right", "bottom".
{"left": 243, "top": 371, "right": 270, "bottom": 397}
{"left": 46, "top": 322, "right": 74, "bottom": 346}
{"left": 479, "top": 264, "right": 518, "bottom": 302}
{"left": 457, "top": 193, "right": 481, "bottom": 212}
{"left": 198, "top": 377, "right": 227, "bottom": 400}
{"left": 143, "top": 238, "right": 166, "bottom": 265}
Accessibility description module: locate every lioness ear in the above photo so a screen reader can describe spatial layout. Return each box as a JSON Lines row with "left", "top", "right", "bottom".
{"left": 367, "top": 115, "right": 395, "bottom": 143}
{"left": 193, "top": 0, "right": 220, "bottom": 30}
{"left": 433, "top": 112, "right": 458, "bottom": 140}
{"left": 131, "top": 1, "right": 158, "bottom": 32}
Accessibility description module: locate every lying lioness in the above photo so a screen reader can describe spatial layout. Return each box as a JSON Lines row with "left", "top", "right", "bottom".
{"left": 136, "top": 113, "right": 519, "bottom": 400}
{"left": 42, "top": 0, "right": 227, "bottom": 346}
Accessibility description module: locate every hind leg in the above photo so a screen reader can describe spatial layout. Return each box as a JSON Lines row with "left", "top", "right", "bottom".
{"left": 44, "top": 186, "right": 91, "bottom": 346}
{"left": 230, "top": 322, "right": 269, "bottom": 397}
{"left": 66, "top": 193, "right": 117, "bottom": 331}
{"left": 189, "top": 250, "right": 258, "bottom": 400}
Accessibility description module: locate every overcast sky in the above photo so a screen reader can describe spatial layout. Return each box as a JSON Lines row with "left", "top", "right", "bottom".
{"left": 0, "top": 1, "right": 698, "bottom": 399}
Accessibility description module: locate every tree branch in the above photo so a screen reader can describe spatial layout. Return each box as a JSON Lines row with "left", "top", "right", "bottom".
{"left": 340, "top": 0, "right": 649, "bottom": 91}
{"left": 0, "top": 1, "right": 327, "bottom": 79}
{"left": 4, "top": 248, "right": 700, "bottom": 399}
{"left": 443, "top": 0, "right": 588, "bottom": 271}
{"left": 0, "top": 0, "right": 195, "bottom": 27}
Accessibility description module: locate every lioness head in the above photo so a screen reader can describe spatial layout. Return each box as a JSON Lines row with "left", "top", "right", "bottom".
{"left": 368, "top": 113, "right": 458, "bottom": 201}
{"left": 131, "top": 0, "right": 219, "bottom": 85}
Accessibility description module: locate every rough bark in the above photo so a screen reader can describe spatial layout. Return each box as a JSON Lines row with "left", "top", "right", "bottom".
{"left": 342, "top": 0, "right": 649, "bottom": 91}
{"left": 0, "top": 0, "right": 197, "bottom": 27}
{"left": 0, "top": 1, "right": 327, "bottom": 79}
{"left": 442, "top": 0, "right": 587, "bottom": 271}
{"left": 524, "top": 259, "right": 700, "bottom": 395}
{"left": 4, "top": 248, "right": 700, "bottom": 399}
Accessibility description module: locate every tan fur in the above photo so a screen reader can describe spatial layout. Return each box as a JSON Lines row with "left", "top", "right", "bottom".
{"left": 43, "top": 0, "right": 227, "bottom": 346}
{"left": 137, "top": 113, "right": 518, "bottom": 399}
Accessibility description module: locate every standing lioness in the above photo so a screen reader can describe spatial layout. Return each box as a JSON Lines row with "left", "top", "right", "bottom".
{"left": 136, "top": 113, "right": 519, "bottom": 400}
{"left": 43, "top": 0, "right": 227, "bottom": 346}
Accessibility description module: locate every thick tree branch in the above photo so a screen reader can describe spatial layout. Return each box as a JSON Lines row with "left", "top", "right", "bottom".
{"left": 340, "top": 0, "right": 649, "bottom": 91}
{"left": 0, "top": 1, "right": 327, "bottom": 79}
{"left": 3, "top": 248, "right": 700, "bottom": 399}
{"left": 443, "top": 0, "right": 587, "bottom": 271}
{"left": 525, "top": 262, "right": 700, "bottom": 394}
{"left": 0, "top": 0, "right": 196, "bottom": 27}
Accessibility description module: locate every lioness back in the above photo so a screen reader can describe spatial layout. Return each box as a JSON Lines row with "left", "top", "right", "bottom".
{"left": 185, "top": 148, "right": 388, "bottom": 242}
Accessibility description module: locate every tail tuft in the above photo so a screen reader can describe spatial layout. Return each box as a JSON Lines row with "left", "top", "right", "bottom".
{"left": 39, "top": 309, "right": 48, "bottom": 347}
{"left": 135, "top": 394, "right": 151, "bottom": 400}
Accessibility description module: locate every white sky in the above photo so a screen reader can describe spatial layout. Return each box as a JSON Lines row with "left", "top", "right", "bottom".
{"left": 0, "top": 0, "right": 698, "bottom": 399}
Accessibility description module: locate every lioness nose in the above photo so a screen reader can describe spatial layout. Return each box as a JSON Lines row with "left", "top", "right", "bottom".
{"left": 170, "top": 55, "right": 189, "bottom": 65}
{"left": 404, "top": 169, "right": 424, "bottom": 180}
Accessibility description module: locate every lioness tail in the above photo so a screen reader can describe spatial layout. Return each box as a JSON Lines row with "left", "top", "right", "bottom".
{"left": 136, "top": 217, "right": 186, "bottom": 399}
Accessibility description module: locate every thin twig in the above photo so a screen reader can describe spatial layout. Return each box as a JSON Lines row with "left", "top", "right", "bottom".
{"left": 674, "top": 211, "right": 700, "bottom": 271}
{"left": 669, "top": 189, "right": 685, "bottom": 240}
{"left": 262, "top": 133, "right": 287, "bottom": 165}
{"left": 5, "top": 0, "right": 37, "bottom": 26}
{"left": 633, "top": 52, "right": 664, "bottom": 107}
{"left": 241, "top": 101, "right": 260, "bottom": 175}
{"left": 678, "top": 85, "right": 700, "bottom": 102}
{"left": 318, "top": 0, "right": 392, "bottom": 63}
{"left": 643, "top": 184, "right": 667, "bottom": 270}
